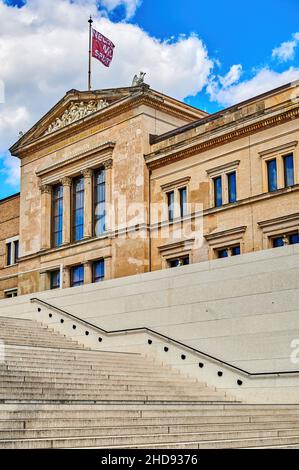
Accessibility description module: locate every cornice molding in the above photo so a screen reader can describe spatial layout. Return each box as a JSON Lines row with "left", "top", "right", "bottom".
{"left": 206, "top": 160, "right": 240, "bottom": 176}
{"left": 158, "top": 238, "right": 195, "bottom": 254}
{"left": 160, "top": 176, "right": 191, "bottom": 192}
{"left": 204, "top": 226, "right": 247, "bottom": 242}
{"left": 145, "top": 106, "right": 299, "bottom": 170}
{"left": 258, "top": 140, "right": 298, "bottom": 157}
{"left": 11, "top": 93, "right": 198, "bottom": 158}
{"left": 258, "top": 212, "right": 299, "bottom": 229}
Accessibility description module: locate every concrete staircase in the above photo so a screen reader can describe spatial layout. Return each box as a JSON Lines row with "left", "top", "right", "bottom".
{"left": 0, "top": 316, "right": 298, "bottom": 448}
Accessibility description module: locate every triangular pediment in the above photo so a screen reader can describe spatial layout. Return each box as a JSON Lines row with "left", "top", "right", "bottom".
{"left": 10, "top": 85, "right": 149, "bottom": 155}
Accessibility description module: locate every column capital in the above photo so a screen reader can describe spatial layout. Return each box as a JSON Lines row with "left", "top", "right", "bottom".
{"left": 61, "top": 176, "right": 72, "bottom": 187}
{"left": 103, "top": 158, "right": 113, "bottom": 170}
{"left": 81, "top": 168, "right": 93, "bottom": 178}
{"left": 39, "top": 184, "right": 52, "bottom": 194}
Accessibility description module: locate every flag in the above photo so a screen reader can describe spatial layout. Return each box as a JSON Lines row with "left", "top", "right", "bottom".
{"left": 92, "top": 28, "right": 115, "bottom": 68}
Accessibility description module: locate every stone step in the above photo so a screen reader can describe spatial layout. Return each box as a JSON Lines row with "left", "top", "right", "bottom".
{"left": 2, "top": 341, "right": 84, "bottom": 349}
{"left": 115, "top": 435, "right": 299, "bottom": 449}
{"left": 0, "top": 391, "right": 228, "bottom": 401}
{"left": 0, "top": 383, "right": 217, "bottom": 396}
{"left": 2, "top": 366, "right": 183, "bottom": 379}
{"left": 2, "top": 415, "right": 299, "bottom": 430}
{"left": 3, "top": 361, "right": 174, "bottom": 373}
{"left": 0, "top": 370, "right": 191, "bottom": 382}
{"left": 3, "top": 345, "right": 136, "bottom": 357}
{"left": 1, "top": 421, "right": 299, "bottom": 440}
{"left": 0, "top": 405, "right": 297, "bottom": 418}
{"left": 0, "top": 374, "right": 199, "bottom": 387}
{"left": 0, "top": 382, "right": 211, "bottom": 394}
{"left": 3, "top": 351, "right": 145, "bottom": 363}
{"left": 0, "top": 428, "right": 299, "bottom": 449}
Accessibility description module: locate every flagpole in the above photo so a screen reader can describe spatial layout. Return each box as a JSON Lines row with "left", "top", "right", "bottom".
{"left": 88, "top": 16, "right": 93, "bottom": 91}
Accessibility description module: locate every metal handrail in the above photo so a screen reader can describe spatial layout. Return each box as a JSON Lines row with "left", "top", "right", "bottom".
{"left": 31, "top": 297, "right": 299, "bottom": 378}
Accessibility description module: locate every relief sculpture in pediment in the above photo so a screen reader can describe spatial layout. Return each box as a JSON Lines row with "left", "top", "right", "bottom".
{"left": 45, "top": 99, "right": 109, "bottom": 135}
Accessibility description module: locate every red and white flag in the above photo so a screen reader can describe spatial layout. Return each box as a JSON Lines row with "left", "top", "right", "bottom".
{"left": 92, "top": 29, "right": 115, "bottom": 68}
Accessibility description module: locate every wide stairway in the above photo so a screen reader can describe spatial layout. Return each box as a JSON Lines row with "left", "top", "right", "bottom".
{"left": 0, "top": 316, "right": 298, "bottom": 448}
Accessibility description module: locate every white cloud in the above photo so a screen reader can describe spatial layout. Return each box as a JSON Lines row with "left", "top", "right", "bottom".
{"left": 101, "top": 0, "right": 141, "bottom": 19}
{"left": 219, "top": 64, "right": 242, "bottom": 88}
{"left": 207, "top": 67, "right": 299, "bottom": 107}
{"left": 272, "top": 32, "right": 299, "bottom": 62}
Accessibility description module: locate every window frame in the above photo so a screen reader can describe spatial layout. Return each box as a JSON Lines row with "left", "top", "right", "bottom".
{"left": 50, "top": 270, "right": 61, "bottom": 290}
{"left": 283, "top": 153, "right": 295, "bottom": 188}
{"left": 179, "top": 186, "right": 187, "bottom": 218}
{"left": 266, "top": 158, "right": 278, "bottom": 192}
{"left": 72, "top": 176, "right": 85, "bottom": 242}
{"left": 51, "top": 183, "right": 64, "bottom": 248}
{"left": 213, "top": 176, "right": 223, "bottom": 207}
{"left": 227, "top": 171, "right": 237, "bottom": 203}
{"left": 167, "top": 190, "right": 174, "bottom": 222}
{"left": 70, "top": 265, "right": 84, "bottom": 287}
{"left": 4, "top": 288, "right": 18, "bottom": 298}
{"left": 5, "top": 236, "right": 19, "bottom": 267}
{"left": 92, "top": 259, "right": 105, "bottom": 283}
{"left": 259, "top": 141, "right": 298, "bottom": 193}
{"left": 93, "top": 168, "right": 106, "bottom": 237}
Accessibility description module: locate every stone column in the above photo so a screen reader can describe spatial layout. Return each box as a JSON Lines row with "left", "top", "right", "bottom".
{"left": 61, "top": 176, "right": 72, "bottom": 245}
{"left": 84, "top": 261, "right": 93, "bottom": 285}
{"left": 63, "top": 266, "right": 71, "bottom": 288}
{"left": 222, "top": 174, "right": 229, "bottom": 205}
{"left": 104, "top": 159, "right": 113, "bottom": 233}
{"left": 40, "top": 184, "right": 52, "bottom": 250}
{"left": 82, "top": 168, "right": 93, "bottom": 239}
{"left": 174, "top": 189, "right": 180, "bottom": 219}
{"left": 104, "top": 256, "right": 112, "bottom": 280}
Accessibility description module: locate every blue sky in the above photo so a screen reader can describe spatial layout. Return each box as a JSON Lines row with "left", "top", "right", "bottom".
{"left": 0, "top": 0, "right": 299, "bottom": 199}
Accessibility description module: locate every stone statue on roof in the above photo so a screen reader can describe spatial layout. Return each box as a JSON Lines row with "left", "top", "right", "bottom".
{"left": 132, "top": 72, "right": 146, "bottom": 87}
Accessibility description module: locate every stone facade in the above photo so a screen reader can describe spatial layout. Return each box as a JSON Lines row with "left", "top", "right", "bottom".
{"left": 0, "top": 81, "right": 299, "bottom": 297}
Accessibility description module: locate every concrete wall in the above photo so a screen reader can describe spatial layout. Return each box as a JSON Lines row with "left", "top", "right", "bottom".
{"left": 0, "top": 245, "right": 299, "bottom": 403}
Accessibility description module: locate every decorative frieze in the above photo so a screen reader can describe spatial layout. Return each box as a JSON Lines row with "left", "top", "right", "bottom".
{"left": 45, "top": 100, "right": 109, "bottom": 135}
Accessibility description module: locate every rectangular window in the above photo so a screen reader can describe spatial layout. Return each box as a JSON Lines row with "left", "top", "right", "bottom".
{"left": 167, "top": 191, "right": 174, "bottom": 221}
{"left": 70, "top": 265, "right": 84, "bottom": 287}
{"left": 6, "top": 239, "right": 19, "bottom": 266}
{"left": 94, "top": 169, "right": 106, "bottom": 236}
{"left": 272, "top": 236, "right": 284, "bottom": 248}
{"left": 283, "top": 154, "right": 294, "bottom": 187}
{"left": 169, "top": 256, "right": 189, "bottom": 268}
{"left": 217, "top": 248, "right": 228, "bottom": 258}
{"left": 50, "top": 270, "right": 60, "bottom": 290}
{"left": 231, "top": 245, "right": 241, "bottom": 256}
{"left": 214, "top": 176, "right": 222, "bottom": 207}
{"left": 72, "top": 177, "right": 84, "bottom": 242}
{"left": 289, "top": 233, "right": 299, "bottom": 245}
{"left": 52, "top": 184, "right": 63, "bottom": 247}
{"left": 227, "top": 172, "right": 237, "bottom": 203}
{"left": 267, "top": 159, "right": 278, "bottom": 192}
{"left": 5, "top": 289, "right": 18, "bottom": 298}
{"left": 179, "top": 187, "right": 187, "bottom": 217}
{"left": 93, "top": 259, "right": 105, "bottom": 283}
{"left": 6, "top": 243, "right": 12, "bottom": 266}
